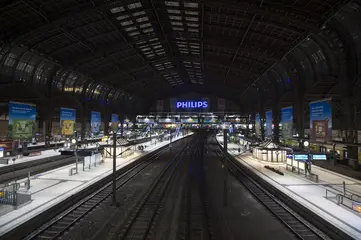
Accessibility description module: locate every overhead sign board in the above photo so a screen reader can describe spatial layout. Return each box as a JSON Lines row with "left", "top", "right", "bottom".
{"left": 312, "top": 154, "right": 327, "bottom": 160}
{"left": 176, "top": 101, "right": 208, "bottom": 109}
{"left": 293, "top": 154, "right": 309, "bottom": 161}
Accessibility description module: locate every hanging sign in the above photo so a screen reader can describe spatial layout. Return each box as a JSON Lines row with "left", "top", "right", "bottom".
{"left": 265, "top": 111, "right": 273, "bottom": 138}
{"left": 255, "top": 113, "right": 261, "bottom": 138}
{"left": 281, "top": 107, "right": 293, "bottom": 139}
{"left": 310, "top": 99, "right": 332, "bottom": 142}
{"left": 60, "top": 108, "right": 76, "bottom": 136}
{"left": 8, "top": 102, "right": 36, "bottom": 140}
{"left": 91, "top": 111, "right": 101, "bottom": 135}
{"left": 111, "top": 114, "right": 119, "bottom": 131}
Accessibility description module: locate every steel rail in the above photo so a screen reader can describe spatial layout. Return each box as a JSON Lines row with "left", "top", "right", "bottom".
{"left": 25, "top": 145, "right": 172, "bottom": 240}
{"left": 118, "top": 137, "right": 196, "bottom": 240}
{"left": 215, "top": 145, "right": 326, "bottom": 240}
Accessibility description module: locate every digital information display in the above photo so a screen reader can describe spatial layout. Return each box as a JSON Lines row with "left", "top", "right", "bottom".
{"left": 294, "top": 154, "right": 309, "bottom": 161}
{"left": 176, "top": 101, "right": 208, "bottom": 109}
{"left": 312, "top": 154, "right": 327, "bottom": 160}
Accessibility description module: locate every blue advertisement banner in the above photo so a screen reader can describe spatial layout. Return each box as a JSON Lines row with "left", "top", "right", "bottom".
{"left": 281, "top": 107, "right": 293, "bottom": 139}
{"left": 255, "top": 113, "right": 261, "bottom": 138}
{"left": 9, "top": 102, "right": 36, "bottom": 139}
{"left": 91, "top": 111, "right": 101, "bottom": 135}
{"left": 60, "top": 108, "right": 76, "bottom": 136}
{"left": 265, "top": 111, "right": 272, "bottom": 138}
{"left": 111, "top": 114, "right": 119, "bottom": 131}
{"left": 111, "top": 114, "right": 119, "bottom": 124}
{"left": 310, "top": 99, "right": 332, "bottom": 142}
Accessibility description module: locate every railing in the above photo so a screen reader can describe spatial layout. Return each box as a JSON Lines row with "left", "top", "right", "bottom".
{"left": 325, "top": 188, "right": 361, "bottom": 214}
{"left": 0, "top": 183, "right": 19, "bottom": 206}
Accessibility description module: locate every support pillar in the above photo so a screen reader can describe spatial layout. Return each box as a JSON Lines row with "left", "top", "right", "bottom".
{"left": 223, "top": 128, "right": 228, "bottom": 207}
{"left": 39, "top": 103, "right": 53, "bottom": 146}
{"left": 103, "top": 107, "right": 110, "bottom": 136}
{"left": 294, "top": 83, "right": 305, "bottom": 148}
{"left": 120, "top": 114, "right": 124, "bottom": 138}
{"left": 260, "top": 107, "right": 265, "bottom": 141}
{"left": 81, "top": 101, "right": 88, "bottom": 141}
{"left": 272, "top": 100, "right": 281, "bottom": 143}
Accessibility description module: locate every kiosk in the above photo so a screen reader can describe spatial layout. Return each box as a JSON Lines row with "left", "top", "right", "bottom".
{"left": 252, "top": 140, "right": 286, "bottom": 163}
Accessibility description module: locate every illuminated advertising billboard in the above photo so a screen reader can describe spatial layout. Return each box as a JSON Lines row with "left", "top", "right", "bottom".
{"left": 265, "top": 111, "right": 272, "bottom": 138}
{"left": 8, "top": 102, "right": 36, "bottom": 140}
{"left": 91, "top": 111, "right": 101, "bottom": 135}
{"left": 281, "top": 107, "right": 293, "bottom": 140}
{"left": 310, "top": 99, "right": 332, "bottom": 142}
{"left": 111, "top": 114, "right": 119, "bottom": 131}
{"left": 255, "top": 113, "right": 261, "bottom": 138}
{"left": 60, "top": 108, "right": 76, "bottom": 136}
{"left": 176, "top": 101, "right": 208, "bottom": 109}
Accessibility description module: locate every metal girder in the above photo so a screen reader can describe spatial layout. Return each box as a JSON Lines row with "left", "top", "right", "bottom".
{"left": 205, "top": 51, "right": 273, "bottom": 68}
{"left": 76, "top": 52, "right": 138, "bottom": 70}
{"left": 1, "top": 1, "right": 101, "bottom": 50}
{"left": 201, "top": 2, "right": 205, "bottom": 82}
{"left": 204, "top": 0, "right": 321, "bottom": 33}
{"left": 90, "top": 0, "right": 168, "bottom": 86}
{"left": 202, "top": 39, "right": 280, "bottom": 61}
{"left": 223, "top": 0, "right": 265, "bottom": 84}
{"left": 239, "top": 33, "right": 311, "bottom": 97}
{"left": 203, "top": 23, "right": 293, "bottom": 47}
{"left": 204, "top": 11, "right": 305, "bottom": 35}
{"left": 147, "top": 0, "right": 189, "bottom": 83}
{"left": 57, "top": 26, "right": 137, "bottom": 84}
{"left": 204, "top": 61, "right": 260, "bottom": 78}
{"left": 29, "top": 19, "right": 109, "bottom": 50}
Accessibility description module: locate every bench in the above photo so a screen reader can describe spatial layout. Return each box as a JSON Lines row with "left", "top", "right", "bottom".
{"left": 69, "top": 167, "right": 77, "bottom": 176}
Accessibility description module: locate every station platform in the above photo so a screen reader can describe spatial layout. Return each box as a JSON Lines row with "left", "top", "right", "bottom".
{"left": 0, "top": 149, "right": 61, "bottom": 168}
{"left": 217, "top": 137, "right": 361, "bottom": 239}
{"left": 0, "top": 142, "right": 104, "bottom": 168}
{"left": 0, "top": 134, "right": 189, "bottom": 237}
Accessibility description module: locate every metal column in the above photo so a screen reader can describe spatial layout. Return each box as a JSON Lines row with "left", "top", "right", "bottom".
{"left": 223, "top": 128, "right": 228, "bottom": 207}
{"left": 112, "top": 132, "right": 119, "bottom": 206}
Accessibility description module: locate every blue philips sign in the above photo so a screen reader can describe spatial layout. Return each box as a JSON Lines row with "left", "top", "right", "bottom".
{"left": 176, "top": 101, "right": 208, "bottom": 109}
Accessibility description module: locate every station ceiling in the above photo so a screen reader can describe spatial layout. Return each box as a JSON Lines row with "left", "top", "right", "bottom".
{"left": 0, "top": 0, "right": 359, "bottom": 113}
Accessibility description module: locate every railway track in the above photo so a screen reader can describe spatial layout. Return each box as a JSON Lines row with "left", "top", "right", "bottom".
{"left": 25, "top": 138, "right": 190, "bottom": 240}
{"left": 184, "top": 138, "right": 213, "bottom": 240}
{"left": 116, "top": 139, "right": 193, "bottom": 240}
{"left": 215, "top": 145, "right": 327, "bottom": 240}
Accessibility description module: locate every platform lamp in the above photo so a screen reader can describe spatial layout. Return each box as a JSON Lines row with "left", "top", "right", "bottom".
{"left": 71, "top": 138, "right": 78, "bottom": 174}
{"left": 303, "top": 140, "right": 312, "bottom": 173}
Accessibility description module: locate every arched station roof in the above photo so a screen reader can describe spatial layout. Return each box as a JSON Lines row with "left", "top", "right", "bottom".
{"left": 1, "top": 0, "right": 361, "bottom": 114}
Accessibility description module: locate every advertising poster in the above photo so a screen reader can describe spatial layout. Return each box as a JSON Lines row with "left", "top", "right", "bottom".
{"left": 281, "top": 107, "right": 293, "bottom": 139}
{"left": 111, "top": 114, "right": 119, "bottom": 131}
{"left": 310, "top": 99, "right": 332, "bottom": 142}
{"left": 255, "top": 113, "right": 261, "bottom": 138}
{"left": 91, "top": 111, "right": 101, "bottom": 135}
{"left": 60, "top": 108, "right": 76, "bottom": 136}
{"left": 8, "top": 102, "right": 36, "bottom": 139}
{"left": 265, "top": 111, "right": 273, "bottom": 138}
